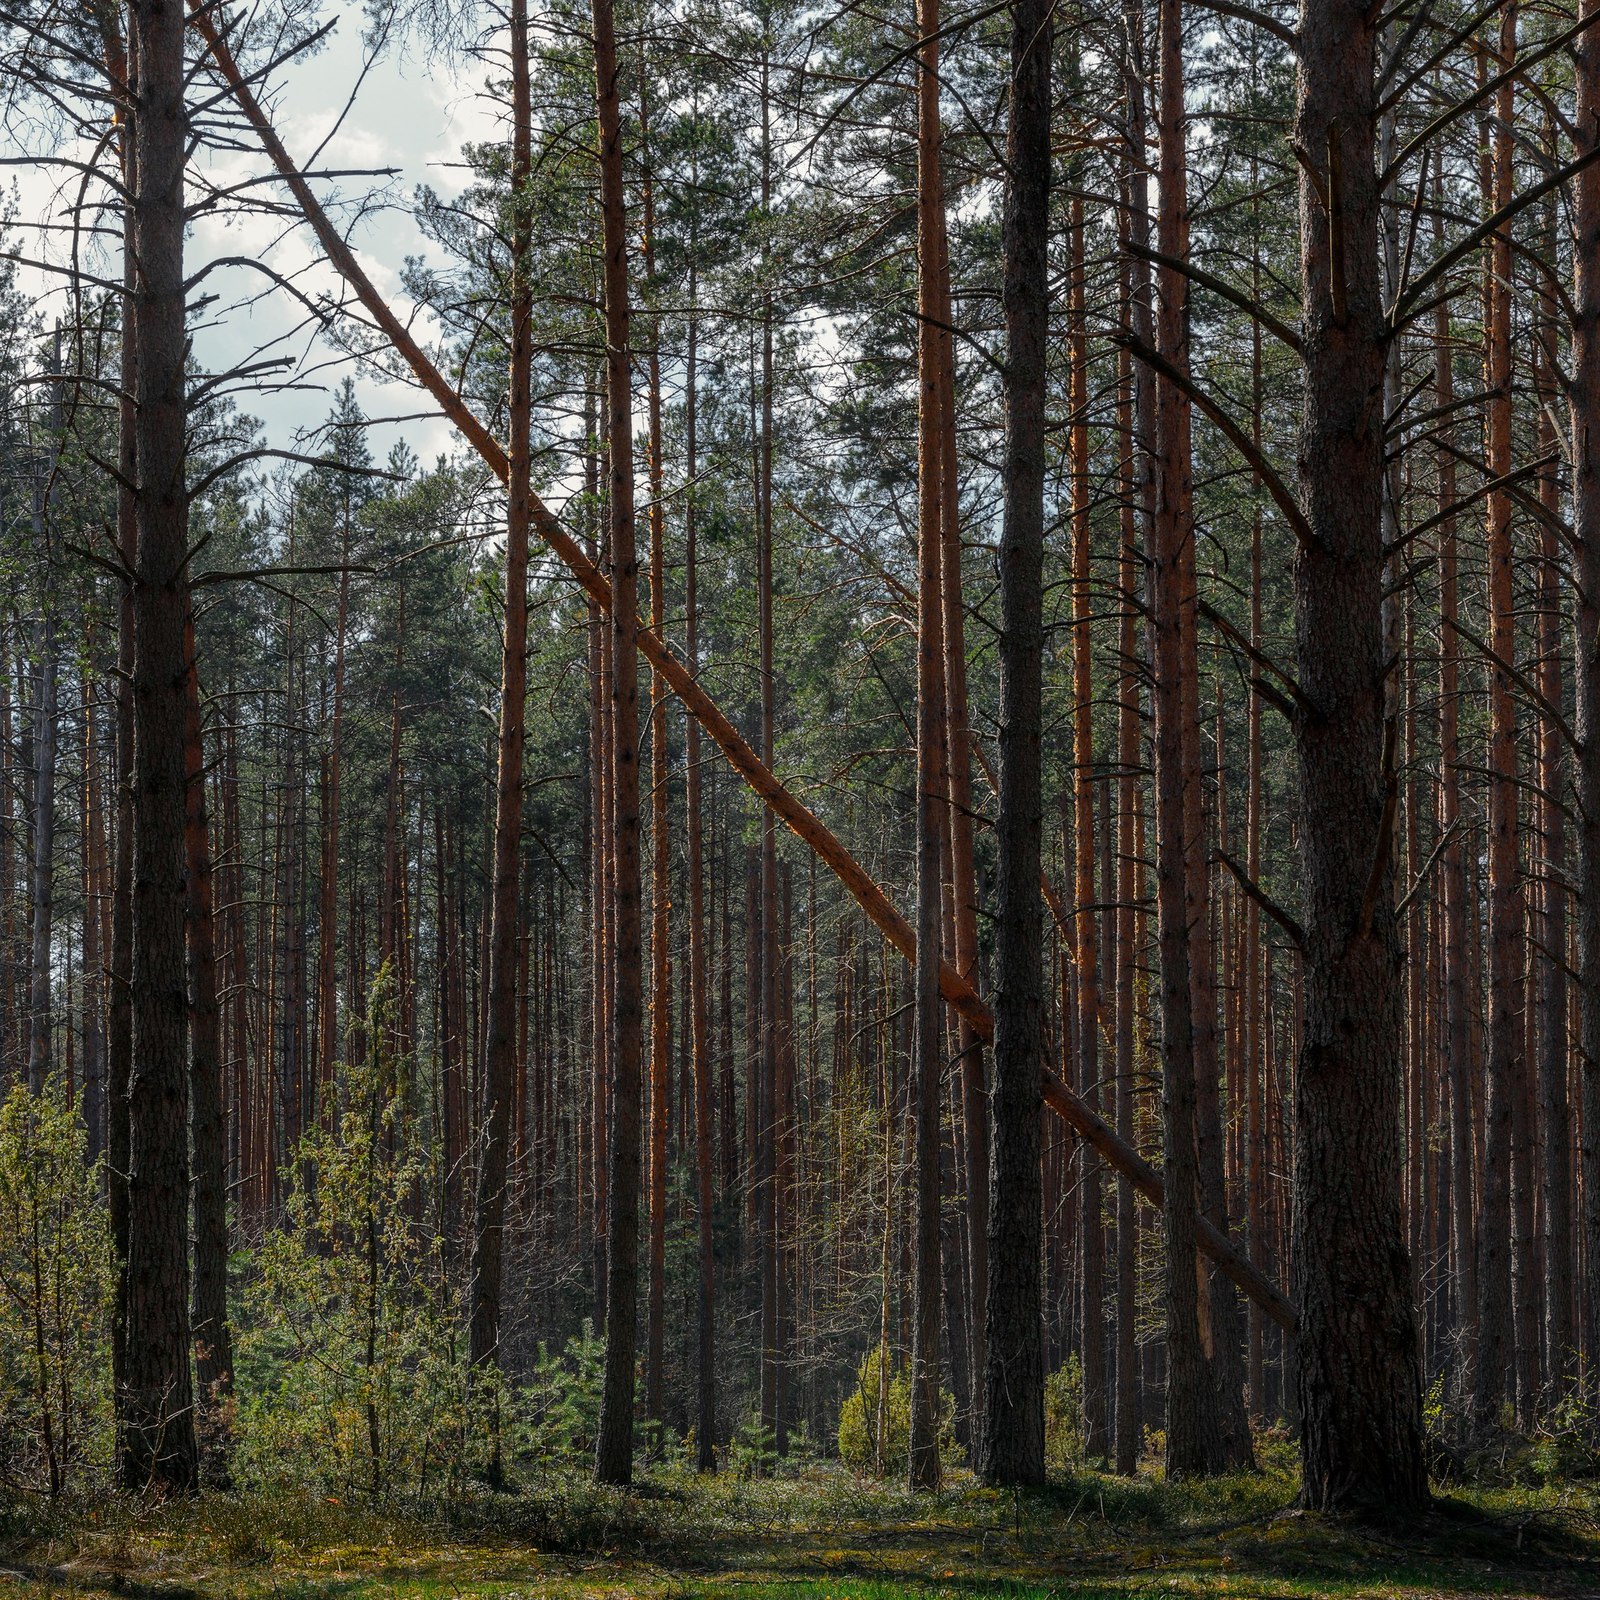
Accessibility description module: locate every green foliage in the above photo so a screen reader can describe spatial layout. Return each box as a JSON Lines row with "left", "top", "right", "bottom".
{"left": 0, "top": 1082, "right": 114, "bottom": 1498}
{"left": 1044, "top": 1357, "right": 1087, "bottom": 1477}
{"left": 505, "top": 1322, "right": 604, "bottom": 1470}
{"left": 233, "top": 969, "right": 469, "bottom": 1499}
{"left": 836, "top": 1348, "right": 957, "bottom": 1480}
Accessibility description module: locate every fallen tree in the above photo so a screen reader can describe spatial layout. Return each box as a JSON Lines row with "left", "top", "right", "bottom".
{"left": 189, "top": 0, "right": 1295, "bottom": 1337}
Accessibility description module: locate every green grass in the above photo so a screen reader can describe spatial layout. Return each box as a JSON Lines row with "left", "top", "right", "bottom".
{"left": 4, "top": 1461, "right": 1598, "bottom": 1599}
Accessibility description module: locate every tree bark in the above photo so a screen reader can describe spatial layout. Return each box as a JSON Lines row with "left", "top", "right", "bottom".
{"left": 469, "top": 0, "right": 533, "bottom": 1404}
{"left": 1289, "top": 0, "right": 1427, "bottom": 1513}
{"left": 684, "top": 235, "right": 718, "bottom": 1471}
{"left": 979, "top": 0, "right": 1051, "bottom": 1489}
{"left": 1571, "top": 0, "right": 1600, "bottom": 1380}
{"left": 120, "top": 0, "right": 198, "bottom": 1493}
{"left": 26, "top": 460, "right": 57, "bottom": 1095}
{"left": 910, "top": 0, "right": 948, "bottom": 1486}
{"left": 183, "top": 609, "right": 232, "bottom": 1442}
{"left": 1151, "top": 0, "right": 1222, "bottom": 1480}
{"left": 592, "top": 0, "right": 644, "bottom": 1484}
{"left": 1474, "top": 4, "right": 1525, "bottom": 1429}
{"left": 1068, "top": 194, "right": 1107, "bottom": 1461}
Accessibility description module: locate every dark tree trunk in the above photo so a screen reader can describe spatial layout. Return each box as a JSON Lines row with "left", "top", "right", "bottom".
{"left": 184, "top": 610, "right": 232, "bottom": 1440}
{"left": 468, "top": 0, "right": 534, "bottom": 1444}
{"left": 684, "top": 244, "right": 718, "bottom": 1471}
{"left": 979, "top": 0, "right": 1051, "bottom": 1490}
{"left": 1289, "top": 0, "right": 1427, "bottom": 1514}
{"left": 909, "top": 0, "right": 948, "bottom": 1485}
{"left": 1475, "top": 4, "right": 1525, "bottom": 1428}
{"left": 1151, "top": 0, "right": 1221, "bottom": 1481}
{"left": 120, "top": 0, "right": 198, "bottom": 1494}
{"left": 1572, "top": 0, "right": 1600, "bottom": 1381}
{"left": 1068, "top": 196, "right": 1108, "bottom": 1464}
{"left": 592, "top": 0, "right": 644, "bottom": 1484}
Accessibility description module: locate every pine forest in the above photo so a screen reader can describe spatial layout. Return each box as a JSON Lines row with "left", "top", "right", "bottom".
{"left": 3, "top": 0, "right": 1600, "bottom": 1589}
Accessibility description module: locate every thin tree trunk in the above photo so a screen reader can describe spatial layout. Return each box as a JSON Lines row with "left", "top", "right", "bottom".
{"left": 1114, "top": 188, "right": 1143, "bottom": 1476}
{"left": 468, "top": 0, "right": 534, "bottom": 1459}
{"left": 909, "top": 0, "right": 948, "bottom": 1485}
{"left": 592, "top": 0, "right": 644, "bottom": 1482}
{"left": 1068, "top": 193, "right": 1107, "bottom": 1461}
{"left": 1433, "top": 200, "right": 1477, "bottom": 1385}
{"left": 183, "top": 608, "right": 232, "bottom": 1441}
{"left": 1151, "top": 0, "right": 1221, "bottom": 1480}
{"left": 26, "top": 447, "right": 57, "bottom": 1095}
{"left": 641, "top": 84, "right": 672, "bottom": 1434}
{"left": 1535, "top": 212, "right": 1573, "bottom": 1390}
{"left": 684, "top": 236, "right": 717, "bottom": 1471}
{"left": 1571, "top": 0, "right": 1600, "bottom": 1379}
{"left": 1475, "top": 4, "right": 1524, "bottom": 1428}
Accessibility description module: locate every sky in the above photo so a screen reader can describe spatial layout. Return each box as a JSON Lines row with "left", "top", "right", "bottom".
{"left": 12, "top": 6, "right": 505, "bottom": 468}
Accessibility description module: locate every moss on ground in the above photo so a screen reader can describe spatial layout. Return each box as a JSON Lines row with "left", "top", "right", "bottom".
{"left": 3, "top": 1462, "right": 1597, "bottom": 1599}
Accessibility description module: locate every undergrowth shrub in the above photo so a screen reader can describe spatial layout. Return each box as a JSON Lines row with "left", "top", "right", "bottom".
{"left": 505, "top": 1322, "right": 604, "bottom": 1469}
{"left": 837, "top": 1347, "right": 957, "bottom": 1478}
{"left": 233, "top": 969, "right": 471, "bottom": 1498}
{"left": 0, "top": 1080, "right": 114, "bottom": 1498}
{"left": 1045, "top": 1356, "right": 1087, "bottom": 1475}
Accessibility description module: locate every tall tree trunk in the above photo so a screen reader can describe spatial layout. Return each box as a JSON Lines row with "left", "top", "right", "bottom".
{"left": 592, "top": 0, "right": 644, "bottom": 1483}
{"left": 1289, "top": 0, "right": 1426, "bottom": 1512}
{"left": 120, "top": 0, "right": 198, "bottom": 1493}
{"left": 1114, "top": 187, "right": 1143, "bottom": 1475}
{"left": 26, "top": 450, "right": 57, "bottom": 1095}
{"left": 1571, "top": 0, "right": 1600, "bottom": 1379}
{"left": 931, "top": 46, "right": 986, "bottom": 1446}
{"left": 1535, "top": 214, "right": 1573, "bottom": 1390}
{"left": 641, "top": 85, "right": 672, "bottom": 1435}
{"left": 684, "top": 237, "right": 718, "bottom": 1471}
{"left": 1475, "top": 4, "right": 1524, "bottom": 1428}
{"left": 316, "top": 517, "right": 351, "bottom": 1102}
{"left": 468, "top": 0, "right": 534, "bottom": 1461}
{"left": 757, "top": 42, "right": 785, "bottom": 1463}
{"left": 1151, "top": 0, "right": 1221, "bottom": 1480}
{"left": 979, "top": 0, "right": 1051, "bottom": 1489}
{"left": 909, "top": 0, "right": 948, "bottom": 1486}
{"left": 1433, "top": 200, "right": 1476, "bottom": 1385}
{"left": 1068, "top": 194, "right": 1107, "bottom": 1461}
{"left": 183, "top": 608, "right": 232, "bottom": 1440}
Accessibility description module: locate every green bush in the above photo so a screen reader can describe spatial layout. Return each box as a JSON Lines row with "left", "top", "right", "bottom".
{"left": 1044, "top": 1356, "right": 1087, "bottom": 1475}
{"left": 233, "top": 970, "right": 470, "bottom": 1498}
{"left": 0, "top": 1081, "right": 114, "bottom": 1497}
{"left": 837, "top": 1347, "right": 958, "bottom": 1479}
{"left": 506, "top": 1322, "right": 604, "bottom": 1469}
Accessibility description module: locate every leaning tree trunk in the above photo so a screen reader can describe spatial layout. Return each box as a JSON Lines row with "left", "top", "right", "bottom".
{"left": 592, "top": 0, "right": 644, "bottom": 1486}
{"left": 120, "top": 0, "right": 198, "bottom": 1494}
{"left": 979, "top": 0, "right": 1051, "bottom": 1490}
{"left": 1289, "top": 0, "right": 1427, "bottom": 1514}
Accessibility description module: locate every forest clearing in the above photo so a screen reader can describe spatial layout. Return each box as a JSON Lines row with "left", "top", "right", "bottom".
{"left": 10, "top": 0, "right": 1600, "bottom": 1582}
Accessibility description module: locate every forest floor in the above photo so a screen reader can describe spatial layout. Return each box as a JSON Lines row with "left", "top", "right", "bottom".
{"left": 5, "top": 1460, "right": 1600, "bottom": 1600}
